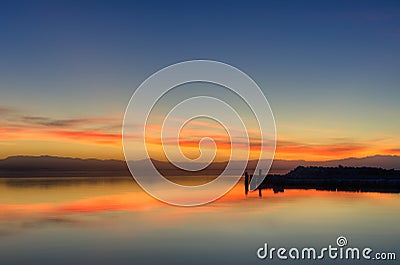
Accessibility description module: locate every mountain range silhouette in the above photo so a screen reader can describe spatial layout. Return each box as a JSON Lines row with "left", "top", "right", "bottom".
{"left": 0, "top": 155, "right": 399, "bottom": 177}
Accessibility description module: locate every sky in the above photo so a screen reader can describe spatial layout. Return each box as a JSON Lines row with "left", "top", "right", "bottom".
{"left": 0, "top": 0, "right": 399, "bottom": 161}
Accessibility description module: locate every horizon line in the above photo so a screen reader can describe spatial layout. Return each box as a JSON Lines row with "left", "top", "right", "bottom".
{"left": 1, "top": 153, "right": 399, "bottom": 163}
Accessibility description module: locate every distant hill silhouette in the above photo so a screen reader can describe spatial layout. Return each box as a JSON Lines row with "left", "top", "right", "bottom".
{"left": 0, "top": 156, "right": 125, "bottom": 171}
{"left": 0, "top": 156, "right": 129, "bottom": 177}
{"left": 256, "top": 166, "right": 400, "bottom": 194}
{"left": 269, "top": 155, "right": 400, "bottom": 173}
{"left": 0, "top": 155, "right": 399, "bottom": 177}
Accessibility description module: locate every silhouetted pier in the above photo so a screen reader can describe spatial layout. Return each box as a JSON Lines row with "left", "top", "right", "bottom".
{"left": 244, "top": 169, "right": 265, "bottom": 197}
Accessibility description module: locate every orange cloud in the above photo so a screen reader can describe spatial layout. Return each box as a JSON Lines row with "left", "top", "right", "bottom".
{"left": 1, "top": 108, "right": 399, "bottom": 161}
{"left": 382, "top": 148, "right": 400, "bottom": 155}
{"left": 276, "top": 140, "right": 369, "bottom": 159}
{"left": 0, "top": 112, "right": 123, "bottom": 146}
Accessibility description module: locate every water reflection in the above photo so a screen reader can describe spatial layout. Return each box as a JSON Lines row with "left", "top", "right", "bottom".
{"left": 0, "top": 176, "right": 399, "bottom": 265}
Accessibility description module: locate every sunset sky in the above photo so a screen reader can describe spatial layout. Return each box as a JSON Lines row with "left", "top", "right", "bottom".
{"left": 0, "top": 1, "right": 399, "bottom": 161}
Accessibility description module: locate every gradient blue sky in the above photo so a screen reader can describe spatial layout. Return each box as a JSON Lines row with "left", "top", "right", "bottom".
{"left": 0, "top": 0, "right": 399, "bottom": 160}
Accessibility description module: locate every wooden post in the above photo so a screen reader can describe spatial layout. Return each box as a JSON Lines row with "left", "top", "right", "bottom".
{"left": 244, "top": 172, "right": 249, "bottom": 195}
{"left": 258, "top": 169, "right": 263, "bottom": 197}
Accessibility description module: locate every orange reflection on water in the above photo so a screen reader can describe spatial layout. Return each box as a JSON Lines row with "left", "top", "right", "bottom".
{"left": 1, "top": 177, "right": 397, "bottom": 222}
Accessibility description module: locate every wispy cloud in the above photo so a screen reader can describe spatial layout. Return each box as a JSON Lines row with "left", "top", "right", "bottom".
{"left": 0, "top": 106, "right": 18, "bottom": 115}
{"left": 383, "top": 148, "right": 400, "bottom": 155}
{"left": 19, "top": 116, "right": 121, "bottom": 128}
{"left": 277, "top": 140, "right": 368, "bottom": 157}
{"left": 0, "top": 109, "right": 123, "bottom": 146}
{"left": 1, "top": 107, "right": 399, "bottom": 160}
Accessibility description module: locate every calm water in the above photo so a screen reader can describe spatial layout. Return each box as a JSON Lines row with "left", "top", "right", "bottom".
{"left": 0, "top": 176, "right": 399, "bottom": 265}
